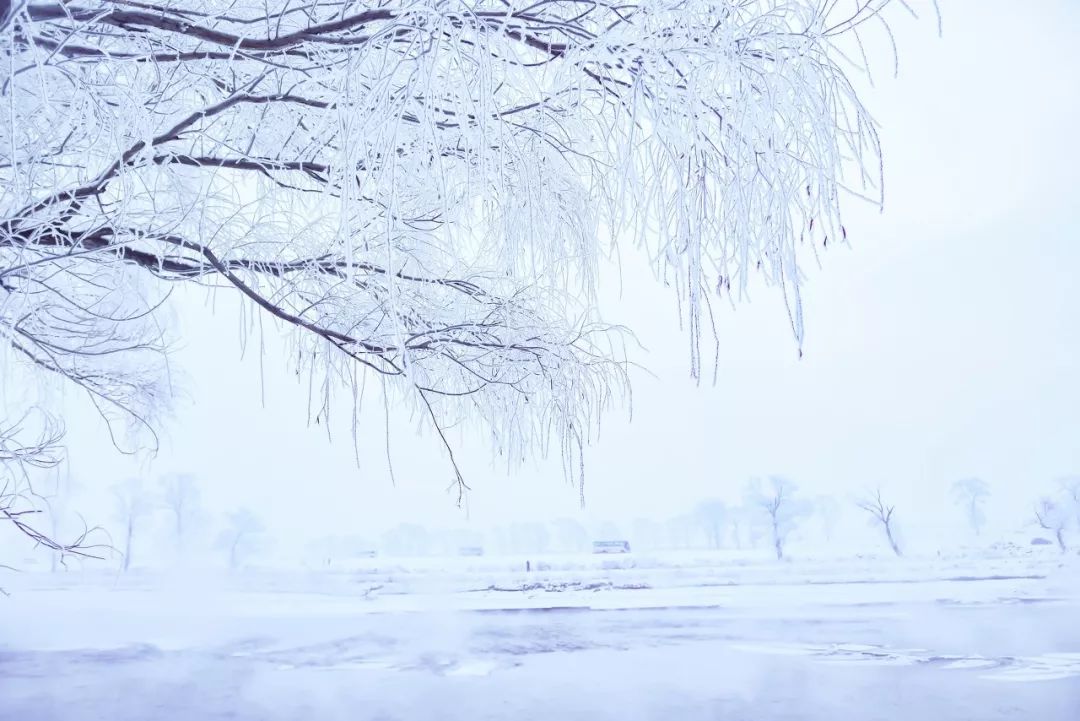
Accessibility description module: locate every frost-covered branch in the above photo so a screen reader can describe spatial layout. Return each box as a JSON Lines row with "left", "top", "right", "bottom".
{"left": 0, "top": 410, "right": 107, "bottom": 586}
{"left": 2, "top": 0, "right": 928, "bottom": 491}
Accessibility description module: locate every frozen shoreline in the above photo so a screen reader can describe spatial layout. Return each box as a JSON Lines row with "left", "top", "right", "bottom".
{"left": 3, "top": 551, "right": 1076, "bottom": 652}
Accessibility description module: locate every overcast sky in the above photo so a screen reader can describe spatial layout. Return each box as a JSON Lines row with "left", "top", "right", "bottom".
{"left": 48, "top": 1, "right": 1080, "bottom": 543}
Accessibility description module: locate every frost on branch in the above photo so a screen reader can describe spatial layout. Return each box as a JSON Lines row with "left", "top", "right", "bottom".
{"left": 0, "top": 411, "right": 104, "bottom": 581}
{"left": 1, "top": 1, "right": 923, "bottom": 488}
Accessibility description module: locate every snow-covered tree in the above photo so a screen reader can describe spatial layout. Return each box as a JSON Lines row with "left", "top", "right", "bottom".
{"left": 747, "top": 476, "right": 807, "bottom": 560}
{"left": 1, "top": 0, "right": 929, "bottom": 507}
{"left": 1034, "top": 497, "right": 1069, "bottom": 553}
{"left": 1059, "top": 477, "right": 1080, "bottom": 530}
{"left": 737, "top": 485, "right": 772, "bottom": 550}
{"left": 855, "top": 488, "right": 901, "bottom": 557}
{"left": 112, "top": 478, "right": 153, "bottom": 571}
{"left": 158, "top": 473, "right": 202, "bottom": 550}
{"left": 950, "top": 477, "right": 990, "bottom": 537}
{"left": 813, "top": 494, "right": 841, "bottom": 543}
{"left": 727, "top": 509, "right": 745, "bottom": 550}
{"left": 694, "top": 500, "right": 728, "bottom": 550}
{"left": 216, "top": 509, "right": 266, "bottom": 570}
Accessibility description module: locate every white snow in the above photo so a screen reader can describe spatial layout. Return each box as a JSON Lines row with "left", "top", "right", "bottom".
{"left": 2, "top": 549, "right": 1078, "bottom": 719}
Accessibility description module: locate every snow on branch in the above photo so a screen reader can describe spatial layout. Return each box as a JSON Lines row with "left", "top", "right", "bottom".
{"left": 1, "top": 0, "right": 927, "bottom": 490}
{"left": 0, "top": 410, "right": 107, "bottom": 585}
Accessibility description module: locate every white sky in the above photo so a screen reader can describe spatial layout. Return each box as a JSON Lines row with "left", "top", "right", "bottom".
{"left": 47, "top": 1, "right": 1080, "bottom": 543}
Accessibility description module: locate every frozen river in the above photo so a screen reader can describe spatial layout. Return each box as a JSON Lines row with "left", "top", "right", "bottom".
{"left": 3, "top": 576, "right": 1079, "bottom": 721}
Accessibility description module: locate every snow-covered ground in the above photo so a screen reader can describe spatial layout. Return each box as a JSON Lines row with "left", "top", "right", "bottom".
{"left": 3, "top": 550, "right": 1079, "bottom": 720}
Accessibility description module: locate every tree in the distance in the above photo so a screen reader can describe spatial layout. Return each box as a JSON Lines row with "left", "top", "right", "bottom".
{"left": 1059, "top": 477, "right": 1080, "bottom": 531}
{"left": 1034, "top": 498, "right": 1069, "bottom": 553}
{"left": 950, "top": 478, "right": 991, "bottom": 538}
{"left": 737, "top": 486, "right": 772, "bottom": 551}
{"left": 856, "top": 488, "right": 902, "bottom": 557}
{"left": 112, "top": 479, "right": 152, "bottom": 572}
{"left": 159, "top": 474, "right": 201, "bottom": 551}
{"left": 216, "top": 509, "right": 266, "bottom": 571}
{"left": 814, "top": 495, "right": 841, "bottom": 544}
{"left": 748, "top": 477, "right": 807, "bottom": 560}
{"left": 728, "top": 510, "right": 745, "bottom": 551}
{"left": 1, "top": 1, "right": 929, "bottom": 519}
{"left": 694, "top": 500, "right": 728, "bottom": 550}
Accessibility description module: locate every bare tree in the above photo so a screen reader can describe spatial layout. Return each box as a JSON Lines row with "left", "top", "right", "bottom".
{"left": 814, "top": 495, "right": 841, "bottom": 543}
{"left": 728, "top": 511, "right": 744, "bottom": 550}
{"left": 742, "top": 504, "right": 769, "bottom": 551}
{"left": 1034, "top": 497, "right": 1069, "bottom": 553}
{"left": 1, "top": 1, "right": 928, "bottom": 512}
{"left": 749, "top": 477, "right": 805, "bottom": 560}
{"left": 1059, "top": 477, "right": 1080, "bottom": 530}
{"left": 950, "top": 477, "right": 991, "bottom": 537}
{"left": 159, "top": 473, "right": 201, "bottom": 550}
{"left": 112, "top": 479, "right": 152, "bottom": 572}
{"left": 216, "top": 509, "right": 265, "bottom": 571}
{"left": 738, "top": 484, "right": 771, "bottom": 552}
{"left": 695, "top": 500, "right": 728, "bottom": 550}
{"left": 856, "top": 488, "right": 902, "bottom": 557}
{"left": 764, "top": 478, "right": 790, "bottom": 560}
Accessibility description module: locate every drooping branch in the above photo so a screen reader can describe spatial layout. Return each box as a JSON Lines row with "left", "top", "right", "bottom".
{"left": 1, "top": 0, "right": 925, "bottom": 492}
{"left": 0, "top": 411, "right": 108, "bottom": 585}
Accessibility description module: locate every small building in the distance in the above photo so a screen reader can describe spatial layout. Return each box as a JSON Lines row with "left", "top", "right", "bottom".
{"left": 591, "top": 540, "right": 631, "bottom": 554}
